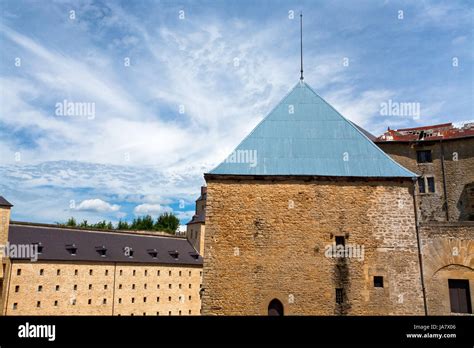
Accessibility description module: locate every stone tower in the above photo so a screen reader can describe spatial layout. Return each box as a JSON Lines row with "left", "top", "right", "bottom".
{"left": 201, "top": 82, "right": 426, "bottom": 315}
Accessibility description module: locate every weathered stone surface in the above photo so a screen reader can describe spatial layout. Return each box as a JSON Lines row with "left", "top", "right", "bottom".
{"left": 202, "top": 179, "right": 425, "bottom": 315}
{"left": 420, "top": 222, "right": 474, "bottom": 315}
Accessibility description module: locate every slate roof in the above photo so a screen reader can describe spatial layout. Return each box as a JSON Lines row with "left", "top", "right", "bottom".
{"left": 0, "top": 196, "right": 13, "bottom": 207}
{"left": 209, "top": 81, "right": 416, "bottom": 178}
{"left": 8, "top": 224, "right": 202, "bottom": 266}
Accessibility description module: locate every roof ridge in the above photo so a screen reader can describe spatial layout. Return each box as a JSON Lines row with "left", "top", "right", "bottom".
{"left": 302, "top": 83, "right": 417, "bottom": 178}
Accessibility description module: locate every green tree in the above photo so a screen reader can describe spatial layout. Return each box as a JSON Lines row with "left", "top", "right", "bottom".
{"left": 117, "top": 220, "right": 130, "bottom": 230}
{"left": 154, "top": 212, "right": 180, "bottom": 234}
{"left": 66, "top": 217, "right": 77, "bottom": 227}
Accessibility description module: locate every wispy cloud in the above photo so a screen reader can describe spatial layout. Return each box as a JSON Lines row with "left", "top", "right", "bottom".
{"left": 0, "top": 0, "right": 471, "bottom": 224}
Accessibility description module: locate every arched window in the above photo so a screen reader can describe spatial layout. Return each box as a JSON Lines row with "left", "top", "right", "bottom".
{"left": 268, "top": 299, "right": 284, "bottom": 316}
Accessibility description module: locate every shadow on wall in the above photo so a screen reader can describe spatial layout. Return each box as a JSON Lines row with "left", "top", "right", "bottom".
{"left": 458, "top": 183, "right": 474, "bottom": 221}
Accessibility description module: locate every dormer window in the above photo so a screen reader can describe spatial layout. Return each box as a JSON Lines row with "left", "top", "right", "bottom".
{"left": 95, "top": 246, "right": 107, "bottom": 257}
{"left": 189, "top": 252, "right": 199, "bottom": 260}
{"left": 147, "top": 249, "right": 158, "bottom": 259}
{"left": 33, "top": 242, "right": 44, "bottom": 254}
{"left": 66, "top": 244, "right": 77, "bottom": 256}
{"left": 169, "top": 250, "right": 179, "bottom": 259}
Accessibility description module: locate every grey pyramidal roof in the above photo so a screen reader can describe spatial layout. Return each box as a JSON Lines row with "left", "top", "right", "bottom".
{"left": 210, "top": 81, "right": 416, "bottom": 178}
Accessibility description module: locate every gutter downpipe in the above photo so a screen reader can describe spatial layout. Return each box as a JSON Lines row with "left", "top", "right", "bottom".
{"left": 412, "top": 177, "right": 428, "bottom": 315}
{"left": 440, "top": 140, "right": 450, "bottom": 221}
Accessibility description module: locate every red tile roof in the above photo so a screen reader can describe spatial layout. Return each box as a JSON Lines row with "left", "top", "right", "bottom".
{"left": 375, "top": 122, "right": 474, "bottom": 142}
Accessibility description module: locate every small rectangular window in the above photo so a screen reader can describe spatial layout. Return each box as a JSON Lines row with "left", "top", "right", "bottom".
{"left": 105, "top": 270, "right": 109, "bottom": 276}
{"left": 54, "top": 300, "right": 58, "bottom": 307}
{"left": 16, "top": 269, "right": 21, "bottom": 276}
{"left": 418, "top": 177, "right": 426, "bottom": 193}
{"left": 335, "top": 236, "right": 345, "bottom": 246}
{"left": 57, "top": 269, "right": 60, "bottom": 276}
{"left": 103, "top": 299, "right": 107, "bottom": 304}
{"left": 133, "top": 270, "right": 136, "bottom": 276}
{"left": 143, "top": 297, "right": 147, "bottom": 303}
{"left": 119, "top": 284, "right": 122, "bottom": 289}
{"left": 15, "top": 285, "right": 19, "bottom": 292}
{"left": 39, "top": 269, "right": 44, "bottom": 276}
{"left": 417, "top": 150, "right": 432, "bottom": 163}
{"left": 189, "top": 271, "right": 191, "bottom": 277}
{"left": 89, "top": 269, "right": 93, "bottom": 275}
{"left": 168, "top": 284, "right": 172, "bottom": 289}
{"left": 179, "top": 271, "right": 182, "bottom": 277}
{"left": 131, "top": 297, "right": 135, "bottom": 303}
{"left": 189, "top": 295, "right": 192, "bottom": 301}
{"left": 157, "top": 297, "right": 160, "bottom": 302}
{"left": 145, "top": 270, "right": 148, "bottom": 276}
{"left": 89, "top": 284, "right": 92, "bottom": 290}
{"left": 157, "top": 270, "right": 160, "bottom": 276}
{"left": 168, "top": 296, "right": 171, "bottom": 302}
{"left": 119, "top": 270, "right": 123, "bottom": 276}
{"left": 88, "top": 299, "right": 92, "bottom": 305}
{"left": 104, "top": 285, "right": 108, "bottom": 290}
{"left": 56, "top": 285, "right": 60, "bottom": 291}
{"left": 374, "top": 276, "right": 384, "bottom": 288}
{"left": 336, "top": 288, "right": 344, "bottom": 304}
{"left": 13, "top": 303, "right": 18, "bottom": 310}
{"left": 74, "top": 270, "right": 78, "bottom": 276}
{"left": 118, "top": 298, "right": 122, "bottom": 304}
{"left": 37, "top": 301, "right": 41, "bottom": 308}
{"left": 427, "top": 177, "right": 435, "bottom": 193}
{"left": 38, "top": 285, "right": 43, "bottom": 292}
{"left": 73, "top": 284, "right": 77, "bottom": 290}
{"left": 169, "top": 271, "right": 172, "bottom": 276}
{"left": 132, "top": 284, "right": 135, "bottom": 290}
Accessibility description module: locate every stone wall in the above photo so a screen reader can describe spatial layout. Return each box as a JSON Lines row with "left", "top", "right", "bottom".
{"left": 202, "top": 178, "right": 425, "bottom": 315}
{"left": 2, "top": 260, "right": 202, "bottom": 316}
{"left": 377, "top": 137, "right": 474, "bottom": 222}
{"left": 419, "top": 222, "right": 474, "bottom": 315}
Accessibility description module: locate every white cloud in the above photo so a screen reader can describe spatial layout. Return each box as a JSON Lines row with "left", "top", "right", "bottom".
{"left": 133, "top": 204, "right": 173, "bottom": 216}
{"left": 76, "top": 199, "right": 120, "bottom": 213}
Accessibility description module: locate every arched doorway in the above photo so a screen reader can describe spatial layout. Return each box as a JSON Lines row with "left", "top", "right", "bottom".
{"left": 268, "top": 299, "right": 284, "bottom": 316}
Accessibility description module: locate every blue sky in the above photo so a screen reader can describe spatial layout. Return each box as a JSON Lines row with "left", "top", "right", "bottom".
{"left": 0, "top": 0, "right": 472, "bottom": 228}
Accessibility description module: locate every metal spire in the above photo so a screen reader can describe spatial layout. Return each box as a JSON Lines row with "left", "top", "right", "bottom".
{"left": 300, "top": 12, "right": 304, "bottom": 81}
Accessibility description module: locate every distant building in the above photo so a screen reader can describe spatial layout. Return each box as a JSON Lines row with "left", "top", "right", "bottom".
{"left": 375, "top": 122, "right": 474, "bottom": 314}
{"left": 375, "top": 122, "right": 474, "bottom": 222}
{"left": 0, "top": 199, "right": 203, "bottom": 316}
{"left": 186, "top": 186, "right": 206, "bottom": 255}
